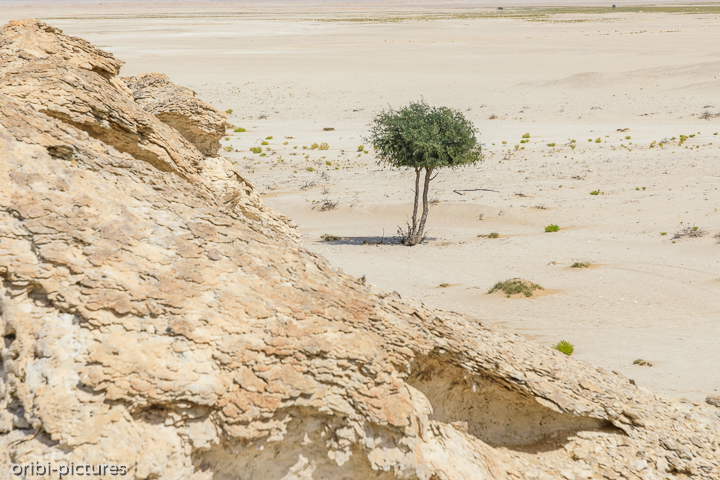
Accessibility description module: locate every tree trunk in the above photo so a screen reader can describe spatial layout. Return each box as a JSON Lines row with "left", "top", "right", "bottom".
{"left": 411, "top": 167, "right": 433, "bottom": 245}
{"left": 410, "top": 167, "right": 421, "bottom": 238}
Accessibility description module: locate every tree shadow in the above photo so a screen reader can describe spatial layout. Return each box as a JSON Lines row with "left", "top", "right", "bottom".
{"left": 315, "top": 235, "right": 439, "bottom": 246}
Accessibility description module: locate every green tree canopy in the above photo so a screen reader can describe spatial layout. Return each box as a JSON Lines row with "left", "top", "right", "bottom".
{"left": 366, "top": 100, "right": 482, "bottom": 245}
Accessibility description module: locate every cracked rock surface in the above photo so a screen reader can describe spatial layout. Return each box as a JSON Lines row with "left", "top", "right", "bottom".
{"left": 1, "top": 19, "right": 719, "bottom": 480}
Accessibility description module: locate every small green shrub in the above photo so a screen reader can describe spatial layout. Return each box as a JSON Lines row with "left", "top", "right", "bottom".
{"left": 226, "top": 109, "right": 233, "bottom": 114}
{"left": 595, "top": 138, "right": 602, "bottom": 143}
{"left": 660, "top": 232, "right": 667, "bottom": 235}
{"left": 502, "top": 141, "right": 507, "bottom": 144}
{"left": 321, "top": 234, "right": 340, "bottom": 241}
{"left": 323, "top": 127, "right": 335, "bottom": 131}
{"left": 625, "top": 136, "right": 631, "bottom": 140}
{"left": 554, "top": 340, "right": 574, "bottom": 356}
{"left": 311, "top": 143, "right": 319, "bottom": 150}
{"left": 234, "top": 127, "right": 246, "bottom": 132}
{"left": 259, "top": 153, "right": 266, "bottom": 157}
{"left": 261, "top": 141, "right": 269, "bottom": 145}
{"left": 306, "top": 167, "right": 315, "bottom": 172}
{"left": 548, "top": 143, "right": 556, "bottom": 147}
{"left": 488, "top": 232, "right": 499, "bottom": 239}
{"left": 250, "top": 147, "right": 262, "bottom": 154}
{"left": 439, "top": 283, "right": 450, "bottom": 288}
{"left": 571, "top": 261, "right": 591, "bottom": 268}
{"left": 522, "top": 133, "right": 530, "bottom": 138}
{"left": 520, "top": 139, "right": 528, "bottom": 144}
{"left": 590, "top": 190, "right": 600, "bottom": 195}
{"left": 357, "top": 145, "right": 364, "bottom": 151}
{"left": 266, "top": 136, "right": 273, "bottom": 140}
{"left": 223, "top": 146, "right": 234, "bottom": 152}
{"left": 545, "top": 224, "right": 560, "bottom": 232}
{"left": 488, "top": 278, "right": 544, "bottom": 298}
{"left": 325, "top": 160, "right": 332, "bottom": 166}
{"left": 224, "top": 137, "right": 230, "bottom": 141}
{"left": 588, "top": 139, "right": 592, "bottom": 142}
{"left": 318, "top": 142, "right": 330, "bottom": 150}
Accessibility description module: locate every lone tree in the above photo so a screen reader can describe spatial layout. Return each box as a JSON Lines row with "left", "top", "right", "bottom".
{"left": 366, "top": 100, "right": 482, "bottom": 245}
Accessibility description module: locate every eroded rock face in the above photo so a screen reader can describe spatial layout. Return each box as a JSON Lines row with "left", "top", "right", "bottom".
{"left": 124, "top": 72, "right": 230, "bottom": 156}
{"left": 1, "top": 19, "right": 720, "bottom": 480}
{"left": 0, "top": 19, "right": 298, "bottom": 243}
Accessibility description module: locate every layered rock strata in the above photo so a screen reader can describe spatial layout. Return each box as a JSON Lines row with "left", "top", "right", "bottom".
{"left": 1, "top": 19, "right": 719, "bottom": 480}
{"left": 124, "top": 72, "right": 230, "bottom": 156}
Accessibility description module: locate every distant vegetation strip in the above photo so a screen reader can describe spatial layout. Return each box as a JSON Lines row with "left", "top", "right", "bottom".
{"left": 39, "top": 5, "right": 720, "bottom": 23}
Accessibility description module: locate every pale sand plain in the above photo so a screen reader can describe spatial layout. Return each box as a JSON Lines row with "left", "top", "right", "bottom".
{"left": 2, "top": 2, "right": 719, "bottom": 401}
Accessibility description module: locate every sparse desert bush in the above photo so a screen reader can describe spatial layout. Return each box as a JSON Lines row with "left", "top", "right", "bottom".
{"left": 317, "top": 198, "right": 338, "bottom": 211}
{"left": 223, "top": 146, "right": 234, "bottom": 152}
{"left": 633, "top": 359, "right": 653, "bottom": 366}
{"left": 588, "top": 139, "right": 592, "bottom": 142}
{"left": 625, "top": 136, "right": 631, "bottom": 140}
{"left": 547, "top": 143, "right": 556, "bottom": 147}
{"left": 323, "top": 127, "right": 335, "bottom": 131}
{"left": 674, "top": 225, "right": 707, "bottom": 238}
{"left": 325, "top": 160, "right": 332, "bottom": 166}
{"left": 224, "top": 137, "right": 230, "bottom": 141}
{"left": 545, "top": 224, "right": 560, "bottom": 232}
{"left": 714, "top": 232, "right": 720, "bottom": 243}
{"left": 261, "top": 141, "right": 269, "bottom": 145}
{"left": 522, "top": 133, "right": 530, "bottom": 138}
{"left": 439, "top": 283, "right": 450, "bottom": 288}
{"left": 259, "top": 153, "right": 266, "bottom": 157}
{"left": 357, "top": 145, "right": 364, "bottom": 151}
{"left": 234, "top": 127, "right": 246, "bottom": 132}
{"left": 660, "top": 232, "right": 667, "bottom": 236}
{"left": 283, "top": 141, "right": 288, "bottom": 145}
{"left": 502, "top": 141, "right": 507, "bottom": 144}
{"left": 590, "top": 190, "right": 601, "bottom": 195}
{"left": 318, "top": 143, "right": 330, "bottom": 150}
{"left": 306, "top": 167, "right": 315, "bottom": 172}
{"left": 321, "top": 234, "right": 340, "bottom": 241}
{"left": 489, "top": 114, "right": 498, "bottom": 119}
{"left": 266, "top": 136, "right": 273, "bottom": 140}
{"left": 520, "top": 139, "right": 528, "bottom": 144}
{"left": 311, "top": 143, "right": 319, "bottom": 150}
{"left": 595, "top": 138, "right": 601, "bottom": 143}
{"left": 488, "top": 232, "right": 499, "bottom": 238}
{"left": 250, "top": 147, "right": 262, "bottom": 154}
{"left": 488, "top": 278, "right": 544, "bottom": 298}
{"left": 571, "top": 261, "right": 591, "bottom": 268}
{"left": 554, "top": 340, "right": 574, "bottom": 356}
{"left": 226, "top": 109, "right": 233, "bottom": 114}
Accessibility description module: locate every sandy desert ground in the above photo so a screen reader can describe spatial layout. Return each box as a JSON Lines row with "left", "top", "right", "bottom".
{"left": 2, "top": 1, "right": 719, "bottom": 401}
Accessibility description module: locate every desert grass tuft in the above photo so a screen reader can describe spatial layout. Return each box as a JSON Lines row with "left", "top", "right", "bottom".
{"left": 571, "top": 261, "right": 591, "bottom": 268}
{"left": 488, "top": 278, "right": 544, "bottom": 298}
{"left": 554, "top": 340, "right": 574, "bottom": 356}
